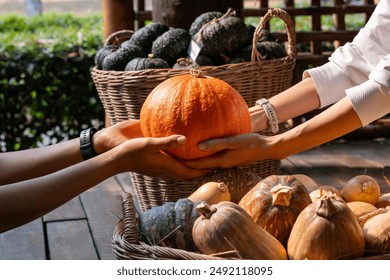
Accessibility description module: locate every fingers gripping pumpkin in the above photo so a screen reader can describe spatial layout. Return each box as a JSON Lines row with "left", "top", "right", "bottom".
{"left": 140, "top": 70, "right": 251, "bottom": 159}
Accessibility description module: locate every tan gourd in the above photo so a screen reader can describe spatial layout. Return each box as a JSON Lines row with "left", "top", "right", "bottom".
{"left": 238, "top": 175, "right": 311, "bottom": 247}
{"left": 188, "top": 182, "right": 231, "bottom": 204}
{"left": 195, "top": 168, "right": 261, "bottom": 203}
{"left": 292, "top": 174, "right": 319, "bottom": 193}
{"left": 192, "top": 201, "right": 288, "bottom": 260}
{"left": 287, "top": 194, "right": 365, "bottom": 260}
{"left": 341, "top": 175, "right": 381, "bottom": 205}
{"left": 310, "top": 185, "right": 343, "bottom": 203}
{"left": 347, "top": 201, "right": 378, "bottom": 221}
{"left": 361, "top": 207, "right": 390, "bottom": 251}
{"left": 376, "top": 193, "right": 390, "bottom": 208}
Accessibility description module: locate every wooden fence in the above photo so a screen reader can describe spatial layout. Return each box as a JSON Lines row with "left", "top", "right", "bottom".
{"left": 128, "top": 0, "right": 377, "bottom": 84}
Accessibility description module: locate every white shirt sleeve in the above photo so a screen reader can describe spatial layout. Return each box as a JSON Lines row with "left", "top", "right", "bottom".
{"left": 302, "top": 0, "right": 390, "bottom": 126}
{"left": 346, "top": 55, "right": 390, "bottom": 126}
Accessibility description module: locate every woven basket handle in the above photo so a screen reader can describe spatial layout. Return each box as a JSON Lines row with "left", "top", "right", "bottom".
{"left": 121, "top": 192, "right": 139, "bottom": 244}
{"left": 251, "top": 8, "right": 297, "bottom": 62}
{"left": 104, "top": 30, "right": 134, "bottom": 46}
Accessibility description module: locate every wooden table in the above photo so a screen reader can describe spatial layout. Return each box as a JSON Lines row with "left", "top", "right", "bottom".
{"left": 1, "top": 138, "right": 389, "bottom": 260}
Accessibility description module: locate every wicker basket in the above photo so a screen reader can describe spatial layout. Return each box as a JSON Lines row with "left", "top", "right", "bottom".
{"left": 113, "top": 192, "right": 390, "bottom": 260}
{"left": 112, "top": 192, "right": 237, "bottom": 260}
{"left": 92, "top": 8, "right": 296, "bottom": 211}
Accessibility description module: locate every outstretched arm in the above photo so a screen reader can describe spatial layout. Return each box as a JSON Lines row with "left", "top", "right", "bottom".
{"left": 0, "top": 134, "right": 209, "bottom": 233}
{"left": 250, "top": 77, "right": 321, "bottom": 132}
{"left": 0, "top": 120, "right": 143, "bottom": 185}
{"left": 184, "top": 95, "right": 361, "bottom": 169}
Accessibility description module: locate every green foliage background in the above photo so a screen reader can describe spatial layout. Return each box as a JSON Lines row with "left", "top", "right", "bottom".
{"left": 0, "top": 13, "right": 105, "bottom": 151}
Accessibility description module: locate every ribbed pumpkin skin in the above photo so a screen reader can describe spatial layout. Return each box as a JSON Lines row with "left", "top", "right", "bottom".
{"left": 140, "top": 73, "right": 251, "bottom": 160}
{"left": 287, "top": 195, "right": 365, "bottom": 260}
{"left": 238, "top": 175, "right": 312, "bottom": 247}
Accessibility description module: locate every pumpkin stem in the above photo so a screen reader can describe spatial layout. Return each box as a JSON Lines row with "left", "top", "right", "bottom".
{"left": 189, "top": 69, "right": 206, "bottom": 78}
{"left": 196, "top": 202, "right": 217, "bottom": 219}
{"left": 270, "top": 184, "right": 293, "bottom": 207}
{"left": 219, "top": 8, "right": 237, "bottom": 21}
{"left": 176, "top": 57, "right": 193, "bottom": 66}
{"left": 316, "top": 195, "right": 339, "bottom": 219}
{"left": 147, "top": 53, "right": 154, "bottom": 59}
{"left": 217, "top": 182, "right": 229, "bottom": 193}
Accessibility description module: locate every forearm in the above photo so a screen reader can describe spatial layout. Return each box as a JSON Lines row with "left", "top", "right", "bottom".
{"left": 0, "top": 138, "right": 83, "bottom": 185}
{"left": 251, "top": 78, "right": 320, "bottom": 132}
{"left": 0, "top": 152, "right": 117, "bottom": 233}
{"left": 269, "top": 96, "right": 362, "bottom": 159}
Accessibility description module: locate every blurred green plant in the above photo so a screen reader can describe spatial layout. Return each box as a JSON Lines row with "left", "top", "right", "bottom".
{"left": 0, "top": 13, "right": 105, "bottom": 152}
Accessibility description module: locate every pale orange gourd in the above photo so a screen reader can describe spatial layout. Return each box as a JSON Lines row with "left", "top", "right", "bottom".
{"left": 140, "top": 70, "right": 251, "bottom": 160}
{"left": 192, "top": 201, "right": 288, "bottom": 260}
{"left": 361, "top": 207, "right": 390, "bottom": 251}
{"left": 376, "top": 193, "right": 390, "bottom": 208}
{"left": 347, "top": 201, "right": 378, "bottom": 221}
{"left": 341, "top": 175, "right": 381, "bottom": 205}
{"left": 188, "top": 182, "right": 231, "bottom": 205}
{"left": 287, "top": 194, "right": 365, "bottom": 260}
{"left": 310, "top": 185, "right": 343, "bottom": 203}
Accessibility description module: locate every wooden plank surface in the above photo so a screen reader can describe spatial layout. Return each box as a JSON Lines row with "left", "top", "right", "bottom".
{"left": 282, "top": 138, "right": 390, "bottom": 193}
{"left": 79, "top": 176, "right": 125, "bottom": 260}
{"left": 0, "top": 218, "right": 46, "bottom": 260}
{"left": 43, "top": 196, "right": 86, "bottom": 222}
{"left": 46, "top": 220, "right": 98, "bottom": 260}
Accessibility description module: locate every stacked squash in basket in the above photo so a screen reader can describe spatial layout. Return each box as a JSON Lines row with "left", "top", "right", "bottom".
{"left": 137, "top": 171, "right": 390, "bottom": 260}
{"left": 94, "top": 9, "right": 287, "bottom": 71}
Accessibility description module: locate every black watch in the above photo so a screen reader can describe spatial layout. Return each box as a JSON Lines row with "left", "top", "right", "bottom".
{"left": 80, "top": 127, "right": 98, "bottom": 160}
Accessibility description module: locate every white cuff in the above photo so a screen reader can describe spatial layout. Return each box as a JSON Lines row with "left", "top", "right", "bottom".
{"left": 346, "top": 79, "right": 390, "bottom": 126}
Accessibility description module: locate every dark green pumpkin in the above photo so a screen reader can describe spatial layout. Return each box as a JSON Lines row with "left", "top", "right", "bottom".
{"left": 256, "top": 41, "right": 287, "bottom": 59}
{"left": 229, "top": 44, "right": 252, "bottom": 64}
{"left": 102, "top": 43, "right": 145, "bottom": 71}
{"left": 258, "top": 29, "right": 277, "bottom": 42}
{"left": 138, "top": 198, "right": 201, "bottom": 251}
{"left": 94, "top": 44, "right": 118, "bottom": 70}
{"left": 128, "top": 22, "right": 169, "bottom": 53}
{"left": 189, "top": 11, "right": 224, "bottom": 36}
{"left": 196, "top": 168, "right": 262, "bottom": 203}
{"left": 125, "top": 54, "right": 170, "bottom": 71}
{"left": 151, "top": 28, "right": 191, "bottom": 67}
{"left": 194, "top": 14, "right": 249, "bottom": 58}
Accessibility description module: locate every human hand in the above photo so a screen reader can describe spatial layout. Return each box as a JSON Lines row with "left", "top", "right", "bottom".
{"left": 112, "top": 134, "right": 210, "bottom": 180}
{"left": 184, "top": 133, "right": 270, "bottom": 170}
{"left": 93, "top": 119, "right": 143, "bottom": 154}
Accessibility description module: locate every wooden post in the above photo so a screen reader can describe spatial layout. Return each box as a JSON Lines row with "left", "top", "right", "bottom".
{"left": 103, "top": 0, "right": 135, "bottom": 38}
{"left": 152, "top": 0, "right": 243, "bottom": 29}
{"left": 102, "top": 0, "right": 134, "bottom": 126}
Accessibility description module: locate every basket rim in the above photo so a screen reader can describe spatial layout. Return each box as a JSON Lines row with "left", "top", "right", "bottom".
{"left": 91, "top": 54, "right": 296, "bottom": 76}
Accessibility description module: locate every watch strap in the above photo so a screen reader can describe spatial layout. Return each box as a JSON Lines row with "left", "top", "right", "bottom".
{"left": 255, "top": 98, "right": 279, "bottom": 133}
{"left": 80, "top": 127, "right": 97, "bottom": 160}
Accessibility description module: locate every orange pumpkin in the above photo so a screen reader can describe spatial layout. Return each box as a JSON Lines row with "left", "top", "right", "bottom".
{"left": 140, "top": 70, "right": 251, "bottom": 159}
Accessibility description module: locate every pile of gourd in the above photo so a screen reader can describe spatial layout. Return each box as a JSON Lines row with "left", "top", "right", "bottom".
{"left": 94, "top": 9, "right": 286, "bottom": 71}
{"left": 137, "top": 170, "right": 390, "bottom": 260}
